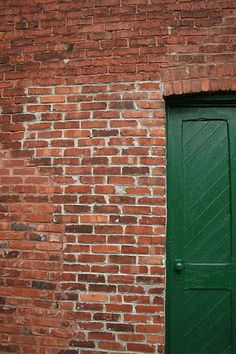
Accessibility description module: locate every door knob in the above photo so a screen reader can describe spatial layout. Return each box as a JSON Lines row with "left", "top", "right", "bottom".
{"left": 175, "top": 260, "right": 184, "bottom": 273}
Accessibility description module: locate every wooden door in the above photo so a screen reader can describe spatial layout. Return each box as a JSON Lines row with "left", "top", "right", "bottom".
{"left": 166, "top": 94, "right": 236, "bottom": 354}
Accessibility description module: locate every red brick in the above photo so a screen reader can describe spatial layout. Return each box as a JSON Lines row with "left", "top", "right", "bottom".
{"left": 80, "top": 293, "right": 108, "bottom": 302}
{"left": 127, "top": 343, "right": 156, "bottom": 352}
{"left": 91, "top": 245, "right": 120, "bottom": 254}
{"left": 0, "top": 0, "right": 235, "bottom": 352}
{"left": 80, "top": 215, "right": 109, "bottom": 223}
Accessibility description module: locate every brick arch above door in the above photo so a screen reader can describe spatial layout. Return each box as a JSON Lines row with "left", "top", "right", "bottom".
{"left": 161, "top": 64, "right": 236, "bottom": 97}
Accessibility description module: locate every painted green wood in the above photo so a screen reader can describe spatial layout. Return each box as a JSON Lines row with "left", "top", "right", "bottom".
{"left": 184, "top": 290, "right": 231, "bottom": 354}
{"left": 166, "top": 94, "right": 236, "bottom": 354}
{"left": 183, "top": 120, "right": 231, "bottom": 263}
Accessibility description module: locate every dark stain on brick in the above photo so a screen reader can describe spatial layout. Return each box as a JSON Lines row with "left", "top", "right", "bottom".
{"left": 76, "top": 302, "right": 103, "bottom": 311}
{"left": 106, "top": 323, "right": 134, "bottom": 332}
{"left": 28, "top": 233, "right": 46, "bottom": 241}
{"left": 0, "top": 56, "right": 9, "bottom": 64}
{"left": 63, "top": 292, "right": 78, "bottom": 301}
{"left": 77, "top": 274, "right": 105, "bottom": 283}
{"left": 65, "top": 43, "right": 74, "bottom": 52}
{"left": 0, "top": 344, "right": 20, "bottom": 352}
{"left": 21, "top": 326, "right": 32, "bottom": 335}
{"left": 89, "top": 284, "right": 117, "bottom": 292}
{"left": 0, "top": 241, "right": 8, "bottom": 248}
{"left": 0, "top": 205, "right": 8, "bottom": 212}
{"left": 0, "top": 297, "right": 6, "bottom": 305}
{"left": 36, "top": 3, "right": 43, "bottom": 12}
{"left": 49, "top": 254, "right": 60, "bottom": 261}
{"left": 65, "top": 225, "right": 93, "bottom": 233}
{"left": 3, "top": 250, "right": 20, "bottom": 258}
{"left": 92, "top": 129, "right": 119, "bottom": 137}
{"left": 0, "top": 306, "right": 16, "bottom": 314}
{"left": 64, "top": 205, "right": 90, "bottom": 213}
{"left": 32, "top": 281, "right": 56, "bottom": 290}
{"left": 0, "top": 195, "right": 20, "bottom": 203}
{"left": 11, "top": 222, "right": 35, "bottom": 231}
{"left": 69, "top": 340, "right": 95, "bottom": 348}
{"left": 93, "top": 312, "right": 120, "bottom": 321}
{"left": 110, "top": 101, "right": 134, "bottom": 109}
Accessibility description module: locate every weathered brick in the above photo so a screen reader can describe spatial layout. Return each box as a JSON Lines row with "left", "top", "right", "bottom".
{"left": 32, "top": 281, "right": 56, "bottom": 290}
{"left": 65, "top": 225, "right": 93, "bottom": 234}
{"left": 0, "top": 0, "right": 234, "bottom": 352}
{"left": 106, "top": 323, "right": 135, "bottom": 332}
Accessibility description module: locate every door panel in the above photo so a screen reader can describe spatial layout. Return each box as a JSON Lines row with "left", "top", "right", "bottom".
{"left": 183, "top": 120, "right": 231, "bottom": 263}
{"left": 184, "top": 290, "right": 231, "bottom": 354}
{"left": 166, "top": 96, "right": 236, "bottom": 354}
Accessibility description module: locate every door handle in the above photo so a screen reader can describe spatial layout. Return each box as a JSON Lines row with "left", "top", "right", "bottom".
{"left": 175, "top": 260, "right": 184, "bottom": 273}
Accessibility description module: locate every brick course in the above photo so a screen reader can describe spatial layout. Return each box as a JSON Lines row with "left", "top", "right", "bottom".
{"left": 0, "top": 0, "right": 236, "bottom": 352}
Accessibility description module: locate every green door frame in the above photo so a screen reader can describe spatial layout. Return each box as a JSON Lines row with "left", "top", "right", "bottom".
{"left": 165, "top": 92, "right": 236, "bottom": 354}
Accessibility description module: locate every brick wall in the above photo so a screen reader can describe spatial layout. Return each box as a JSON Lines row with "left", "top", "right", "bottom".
{"left": 0, "top": 0, "right": 236, "bottom": 353}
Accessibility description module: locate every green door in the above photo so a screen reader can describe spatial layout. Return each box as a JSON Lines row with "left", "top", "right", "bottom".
{"left": 166, "top": 94, "right": 236, "bottom": 354}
